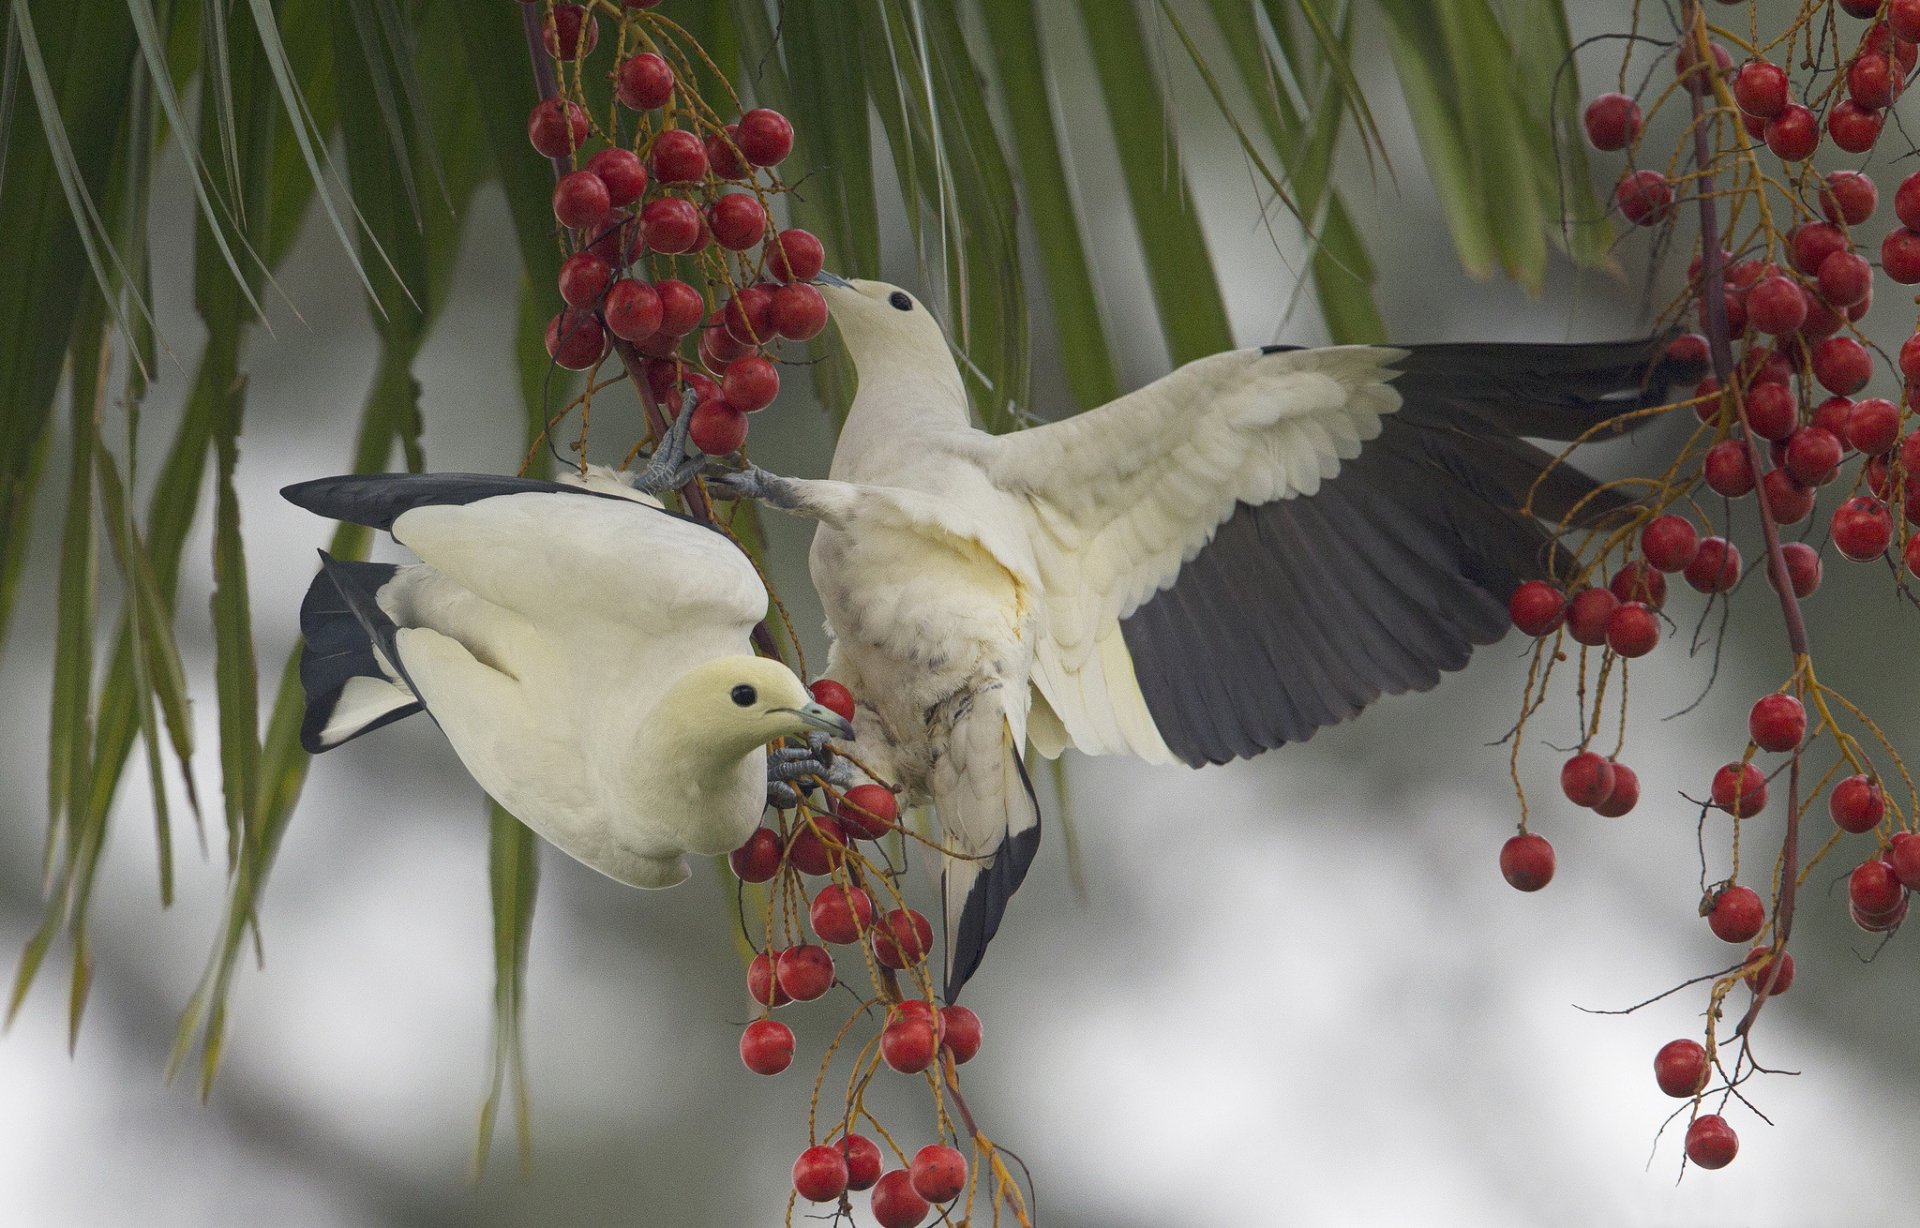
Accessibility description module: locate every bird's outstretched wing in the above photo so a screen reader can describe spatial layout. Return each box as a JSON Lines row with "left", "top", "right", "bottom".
{"left": 987, "top": 338, "right": 1685, "bottom": 767}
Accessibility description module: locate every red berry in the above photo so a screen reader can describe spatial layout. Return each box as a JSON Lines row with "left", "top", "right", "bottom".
{"left": 881, "top": 1015, "right": 939, "bottom": 1073}
{"left": 585, "top": 148, "right": 647, "bottom": 207}
{"left": 1894, "top": 0, "right": 1920, "bottom": 42}
{"left": 1605, "top": 601, "right": 1659, "bottom": 658}
{"left": 1676, "top": 40, "right": 1732, "bottom": 96}
{"left": 721, "top": 355, "right": 779, "bottom": 413}
{"left": 1498, "top": 833, "right": 1556, "bottom": 891}
{"left": 1832, "top": 496, "right": 1894, "bottom": 560}
{"left": 1703, "top": 443, "right": 1756, "bottom": 499}
{"left": 838, "top": 783, "right": 899, "bottom": 839}
{"left": 1791, "top": 226, "right": 1849, "bottom": 277}
{"left": 1851, "top": 858, "right": 1906, "bottom": 916}
{"left": 1583, "top": 92, "right": 1642, "bottom": 150}
{"left": 1765, "top": 104, "right": 1819, "bottom": 159}
{"left": 1847, "top": 398, "right": 1901, "bottom": 454}
{"left": 603, "top": 279, "right": 664, "bottom": 342}
{"left": 1641, "top": 516, "right": 1700, "bottom": 573}
{"left": 641, "top": 196, "right": 702, "bottom": 254}
{"left": 541, "top": 4, "right": 597, "bottom": 59}
{"left": 1593, "top": 763, "right": 1641, "bottom": 818}
{"left": 1885, "top": 227, "right": 1920, "bottom": 283}
{"left": 1693, "top": 376, "right": 1724, "bottom": 423}
{"left": 870, "top": 1169, "right": 931, "bottom": 1228}
{"left": 1842, "top": 0, "right": 1886, "bottom": 16}
{"left": 584, "top": 210, "right": 643, "bottom": 267}
{"left": 787, "top": 815, "right": 848, "bottom": 876}
{"left": 699, "top": 322, "right": 753, "bottom": 373}
{"left": 527, "top": 97, "right": 589, "bottom": 159}
{"left": 768, "top": 229, "right": 827, "bottom": 283}
{"left": 842, "top": 1135, "right": 884, "bottom": 1191}
{"left": 616, "top": 52, "right": 674, "bottom": 110}
{"left": 1907, "top": 536, "right": 1920, "bottom": 575}
{"left": 1812, "top": 335, "right": 1872, "bottom": 396}
{"left": 1744, "top": 946, "right": 1794, "bottom": 995}
{"left": 1890, "top": 831, "right": 1920, "bottom": 887}
{"left": 1745, "top": 345, "right": 1795, "bottom": 385}
{"left": 1565, "top": 587, "right": 1618, "bottom": 646}
{"left": 1831, "top": 775, "right": 1887, "bottom": 834}
{"left": 1666, "top": 332, "right": 1710, "bottom": 375}
{"left": 1711, "top": 763, "right": 1768, "bottom": 818}
{"left": 1821, "top": 171, "right": 1878, "bottom": 225}
{"left": 1761, "top": 469, "right": 1815, "bottom": 525}
{"left": 708, "top": 193, "right": 768, "bottom": 250}
{"left": 1748, "top": 694, "right": 1806, "bottom": 752}
{"left": 655, "top": 279, "right": 707, "bottom": 336}
{"left": 1819, "top": 399, "right": 1862, "bottom": 439}
{"left": 729, "top": 826, "right": 782, "bottom": 883}
{"left": 874, "top": 908, "right": 934, "bottom": 970}
{"left": 748, "top": 950, "right": 791, "bottom": 1008}
{"left": 1685, "top": 536, "right": 1742, "bottom": 593}
{"left": 1744, "top": 381, "right": 1797, "bottom": 441}
{"left": 1561, "top": 752, "right": 1617, "bottom": 808}
{"left": 552, "top": 170, "right": 610, "bottom": 230}
{"left": 940, "top": 1005, "right": 983, "bottom": 1063}
{"left": 649, "top": 129, "right": 708, "bottom": 183}
{"left": 705, "top": 125, "right": 748, "bottom": 180}
{"left": 545, "top": 309, "right": 608, "bottom": 370}
{"left": 777, "top": 944, "right": 836, "bottom": 1002}
{"left": 1707, "top": 885, "right": 1767, "bottom": 942}
{"left": 1849, "top": 50, "right": 1900, "bottom": 108}
{"left": 689, "top": 399, "right": 748, "bottom": 456}
{"left": 810, "top": 884, "right": 874, "bottom": 944}
{"left": 1785, "top": 427, "right": 1844, "bottom": 485}
{"left": 1905, "top": 431, "right": 1920, "bottom": 473}
{"left": 1747, "top": 275, "right": 1807, "bottom": 335}
{"left": 1852, "top": 891, "right": 1909, "bottom": 933}
{"left": 1767, "top": 541, "right": 1823, "bottom": 597}
{"left": 793, "top": 1144, "right": 850, "bottom": 1203}
{"left": 1686, "top": 1115, "right": 1739, "bottom": 1170}
{"left": 909, "top": 1145, "right": 967, "bottom": 1203}
{"left": 724, "top": 285, "right": 777, "bottom": 346}
{"left": 808, "top": 679, "right": 855, "bottom": 722}
{"left": 1615, "top": 170, "right": 1673, "bottom": 226}
{"left": 1734, "top": 60, "right": 1789, "bottom": 116}
{"left": 1609, "top": 561, "right": 1667, "bottom": 609}
{"left": 558, "top": 252, "right": 613, "bottom": 308}
{"left": 740, "top": 1019, "right": 795, "bottom": 1075}
{"left": 1828, "top": 99, "right": 1884, "bottom": 153}
{"left": 1654, "top": 1038, "right": 1710, "bottom": 1098}
{"left": 772, "top": 283, "right": 830, "bottom": 341}
{"left": 1507, "top": 580, "right": 1566, "bottom": 636}
{"left": 737, "top": 107, "right": 795, "bottom": 166}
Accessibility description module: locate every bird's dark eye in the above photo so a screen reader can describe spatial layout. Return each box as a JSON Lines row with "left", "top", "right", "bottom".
{"left": 730, "top": 685, "right": 757, "bottom": 707}
{"left": 888, "top": 291, "right": 912, "bottom": 311}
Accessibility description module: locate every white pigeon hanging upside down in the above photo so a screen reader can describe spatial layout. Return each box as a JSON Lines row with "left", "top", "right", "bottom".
{"left": 285, "top": 460, "right": 853, "bottom": 890}
{"left": 714, "top": 275, "right": 1702, "bottom": 1001}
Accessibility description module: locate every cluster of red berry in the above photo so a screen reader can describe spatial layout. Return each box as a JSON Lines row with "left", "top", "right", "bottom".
{"left": 726, "top": 678, "right": 995, "bottom": 1227}
{"left": 1503, "top": 1, "right": 1920, "bottom": 1174}
{"left": 527, "top": 0, "right": 828, "bottom": 457}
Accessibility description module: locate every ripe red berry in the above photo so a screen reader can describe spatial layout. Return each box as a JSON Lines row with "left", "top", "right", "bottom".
{"left": 809, "top": 679, "right": 854, "bottom": 721}
{"left": 1507, "top": 580, "right": 1566, "bottom": 636}
{"left": 545, "top": 309, "right": 608, "bottom": 370}
{"left": 748, "top": 950, "right": 792, "bottom": 1008}
{"left": 654, "top": 279, "right": 707, "bottom": 336}
{"left": 1894, "top": 1, "right": 1920, "bottom": 44}
{"left": 1849, "top": 50, "right": 1900, "bottom": 108}
{"left": 881, "top": 1015, "right": 939, "bottom": 1073}
{"left": 1686, "top": 1115, "right": 1739, "bottom": 1170}
{"left": 541, "top": 4, "right": 597, "bottom": 59}
{"left": 777, "top": 944, "right": 836, "bottom": 1002}
{"left": 909, "top": 1145, "right": 967, "bottom": 1203}
{"left": 1831, "top": 775, "right": 1887, "bottom": 834}
{"left": 810, "top": 884, "right": 873, "bottom": 945}
{"left": 768, "top": 229, "right": 827, "bottom": 283}
{"left": 1561, "top": 752, "right": 1617, "bottom": 808}
{"left": 641, "top": 196, "right": 702, "bottom": 254}
{"left": 1744, "top": 946, "right": 1794, "bottom": 995}
{"left": 870, "top": 1169, "right": 931, "bottom": 1228}
{"left": 1812, "top": 334, "right": 1872, "bottom": 395}
{"left": 1747, "top": 694, "right": 1806, "bottom": 753}
{"left": 603, "top": 279, "right": 664, "bottom": 342}
{"left": 841, "top": 1135, "right": 884, "bottom": 1191}
{"left": 703, "top": 125, "right": 748, "bottom": 180}
{"left": 616, "top": 52, "right": 674, "bottom": 110}
{"left": 1785, "top": 427, "right": 1844, "bottom": 485}
{"left": 1851, "top": 858, "right": 1906, "bottom": 916}
{"left": 737, "top": 107, "right": 795, "bottom": 166}
{"left": 728, "top": 826, "right": 782, "bottom": 882}
{"left": 1821, "top": 170, "right": 1878, "bottom": 225}
{"left": 1711, "top": 763, "right": 1768, "bottom": 818}
{"left": 1666, "top": 332, "right": 1710, "bottom": 376}
{"left": 740, "top": 1018, "right": 795, "bottom": 1075}
{"left": 1654, "top": 1039, "right": 1710, "bottom": 1098}
{"left": 585, "top": 148, "right": 647, "bottom": 207}
{"left": 708, "top": 193, "right": 768, "bottom": 250}
{"left": 1765, "top": 104, "right": 1819, "bottom": 159}
{"left": 1685, "top": 536, "right": 1742, "bottom": 593}
{"left": 1593, "top": 763, "right": 1641, "bottom": 818}
{"left": 1703, "top": 443, "right": 1756, "bottom": 499}
{"left": 1890, "top": 831, "right": 1920, "bottom": 888}
{"left": 1583, "top": 92, "right": 1642, "bottom": 150}
{"left": 1885, "top": 227, "right": 1920, "bottom": 283}
{"left": 649, "top": 129, "right": 708, "bottom": 183}
{"left": 552, "top": 170, "right": 610, "bottom": 230}
{"left": 722, "top": 354, "right": 780, "bottom": 413}
{"left": 689, "top": 399, "right": 748, "bottom": 456}
{"left": 1832, "top": 496, "right": 1894, "bottom": 560}
{"left": 1498, "top": 833, "right": 1556, "bottom": 891}
{"left": 787, "top": 815, "right": 848, "bottom": 876}
{"left": 1733, "top": 60, "right": 1789, "bottom": 116}
{"left": 1767, "top": 541, "right": 1823, "bottom": 598}
{"left": 1609, "top": 561, "right": 1667, "bottom": 609}
{"left": 527, "top": 97, "right": 589, "bottom": 159}
{"left": 721, "top": 286, "right": 775, "bottom": 347}
{"left": 1641, "top": 516, "right": 1700, "bottom": 573}
{"left": 1744, "top": 381, "right": 1797, "bottom": 441}
{"left": 1907, "top": 536, "right": 1920, "bottom": 576}
{"left": 793, "top": 1144, "right": 850, "bottom": 1203}
{"left": 1605, "top": 601, "right": 1659, "bottom": 658}
{"left": 874, "top": 909, "right": 934, "bottom": 970}
{"left": 838, "top": 783, "right": 899, "bottom": 839}
{"left": 772, "top": 283, "right": 830, "bottom": 341}
{"left": 1827, "top": 99, "right": 1884, "bottom": 153}
{"left": 1707, "top": 885, "right": 1767, "bottom": 942}
{"left": 1846, "top": 398, "right": 1901, "bottom": 454}
{"left": 558, "top": 252, "right": 613, "bottom": 308}
{"left": 1615, "top": 170, "right": 1673, "bottom": 226}
{"left": 1761, "top": 469, "right": 1815, "bottom": 525}
{"left": 699, "top": 322, "right": 753, "bottom": 373}
{"left": 1565, "top": 587, "right": 1618, "bottom": 646}
{"left": 940, "top": 1005, "right": 983, "bottom": 1063}
{"left": 1746, "top": 275, "right": 1807, "bottom": 335}
{"left": 1817, "top": 394, "right": 1857, "bottom": 437}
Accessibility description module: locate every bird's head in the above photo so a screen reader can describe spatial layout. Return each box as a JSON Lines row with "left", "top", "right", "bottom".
{"left": 814, "top": 274, "right": 951, "bottom": 369}
{"left": 667, "top": 656, "right": 854, "bottom": 758}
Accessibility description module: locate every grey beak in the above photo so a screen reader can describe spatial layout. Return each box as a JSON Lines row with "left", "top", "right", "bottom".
{"left": 814, "top": 270, "right": 854, "bottom": 288}
{"left": 787, "top": 702, "right": 855, "bottom": 741}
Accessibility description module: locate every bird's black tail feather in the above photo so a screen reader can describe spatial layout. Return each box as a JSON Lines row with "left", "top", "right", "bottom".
{"left": 298, "top": 554, "right": 422, "bottom": 753}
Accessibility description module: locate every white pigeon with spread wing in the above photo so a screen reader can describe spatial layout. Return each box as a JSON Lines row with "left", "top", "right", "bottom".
{"left": 718, "top": 276, "right": 1695, "bottom": 1000}
{"left": 286, "top": 466, "right": 852, "bottom": 889}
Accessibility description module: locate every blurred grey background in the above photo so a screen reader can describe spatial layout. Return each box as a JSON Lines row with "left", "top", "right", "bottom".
{"left": 5, "top": 5, "right": 1920, "bottom": 1226}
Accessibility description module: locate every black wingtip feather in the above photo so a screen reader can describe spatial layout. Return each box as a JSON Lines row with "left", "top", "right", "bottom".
{"left": 943, "top": 755, "right": 1043, "bottom": 1003}
{"left": 298, "top": 555, "right": 423, "bottom": 753}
